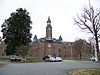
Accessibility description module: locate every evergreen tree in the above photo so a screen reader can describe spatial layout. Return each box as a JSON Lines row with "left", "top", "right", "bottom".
{"left": 1, "top": 8, "right": 32, "bottom": 55}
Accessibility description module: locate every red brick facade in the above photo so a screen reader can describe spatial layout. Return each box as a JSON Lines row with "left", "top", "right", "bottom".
{"left": 0, "top": 41, "right": 6, "bottom": 56}
{"left": 28, "top": 17, "right": 91, "bottom": 58}
{"left": 27, "top": 17, "right": 92, "bottom": 59}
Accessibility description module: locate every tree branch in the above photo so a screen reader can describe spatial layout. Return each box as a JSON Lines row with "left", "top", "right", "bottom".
{"left": 94, "top": 11, "right": 100, "bottom": 20}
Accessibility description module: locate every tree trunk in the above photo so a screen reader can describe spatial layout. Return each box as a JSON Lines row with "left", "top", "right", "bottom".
{"left": 95, "top": 37, "right": 99, "bottom": 52}
{"left": 95, "top": 35, "right": 100, "bottom": 60}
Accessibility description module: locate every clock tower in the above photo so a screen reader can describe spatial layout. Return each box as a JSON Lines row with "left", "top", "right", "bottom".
{"left": 44, "top": 16, "right": 53, "bottom": 56}
{"left": 46, "top": 16, "right": 52, "bottom": 40}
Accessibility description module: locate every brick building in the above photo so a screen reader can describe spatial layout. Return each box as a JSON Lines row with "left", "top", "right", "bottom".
{"left": 28, "top": 17, "right": 75, "bottom": 58}
{"left": 0, "top": 40, "right": 6, "bottom": 56}
{"left": 28, "top": 17, "right": 92, "bottom": 59}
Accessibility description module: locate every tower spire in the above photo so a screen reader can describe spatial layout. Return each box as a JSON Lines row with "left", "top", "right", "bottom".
{"left": 46, "top": 16, "right": 52, "bottom": 40}
{"left": 47, "top": 16, "right": 51, "bottom": 24}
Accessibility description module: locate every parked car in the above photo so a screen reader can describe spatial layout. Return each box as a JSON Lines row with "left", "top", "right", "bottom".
{"left": 43, "top": 55, "right": 50, "bottom": 61}
{"left": 43, "top": 55, "right": 62, "bottom": 62}
{"left": 55, "top": 57, "right": 62, "bottom": 62}
{"left": 10, "top": 55, "right": 22, "bottom": 62}
{"left": 90, "top": 56, "right": 98, "bottom": 61}
{"left": 49, "top": 57, "right": 56, "bottom": 62}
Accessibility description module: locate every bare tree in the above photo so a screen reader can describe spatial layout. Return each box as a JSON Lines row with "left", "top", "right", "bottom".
{"left": 74, "top": 2, "right": 100, "bottom": 60}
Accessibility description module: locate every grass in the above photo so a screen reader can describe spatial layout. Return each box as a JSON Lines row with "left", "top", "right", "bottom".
{"left": 0, "top": 56, "right": 96, "bottom": 63}
{"left": 63, "top": 56, "right": 90, "bottom": 61}
{"left": 69, "top": 69, "right": 100, "bottom": 75}
{"left": 0, "top": 56, "right": 9, "bottom": 61}
{"left": 25, "top": 57, "right": 43, "bottom": 63}
{"left": 0, "top": 56, "right": 43, "bottom": 63}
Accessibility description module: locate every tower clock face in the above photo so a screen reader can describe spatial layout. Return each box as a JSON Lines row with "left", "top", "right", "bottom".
{"left": 47, "top": 23, "right": 51, "bottom": 25}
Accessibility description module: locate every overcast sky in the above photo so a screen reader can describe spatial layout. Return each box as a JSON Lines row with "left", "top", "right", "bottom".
{"left": 0, "top": 0, "right": 100, "bottom": 42}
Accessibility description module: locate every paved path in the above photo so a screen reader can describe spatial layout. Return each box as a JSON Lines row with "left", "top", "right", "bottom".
{"left": 0, "top": 61, "right": 100, "bottom": 75}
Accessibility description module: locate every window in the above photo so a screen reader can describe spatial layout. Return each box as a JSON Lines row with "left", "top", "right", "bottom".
{"left": 48, "top": 27, "right": 51, "bottom": 30}
{"left": 64, "top": 55, "right": 67, "bottom": 57}
{"left": 48, "top": 44, "right": 51, "bottom": 47}
{"left": 48, "top": 36, "right": 51, "bottom": 40}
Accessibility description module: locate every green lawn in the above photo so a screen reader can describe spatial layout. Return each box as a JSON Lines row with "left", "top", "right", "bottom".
{"left": 69, "top": 69, "right": 100, "bottom": 75}
{"left": 0, "top": 56, "right": 43, "bottom": 63}
{"left": 0, "top": 56, "right": 91, "bottom": 63}
{"left": 0, "top": 56, "right": 9, "bottom": 61}
{"left": 25, "top": 57, "right": 43, "bottom": 63}
{"left": 63, "top": 56, "right": 90, "bottom": 61}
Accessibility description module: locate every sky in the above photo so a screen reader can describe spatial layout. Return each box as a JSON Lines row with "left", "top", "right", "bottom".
{"left": 0, "top": 0, "right": 100, "bottom": 42}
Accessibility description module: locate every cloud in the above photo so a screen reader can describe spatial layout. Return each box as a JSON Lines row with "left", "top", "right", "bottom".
{"left": 0, "top": 0, "right": 100, "bottom": 41}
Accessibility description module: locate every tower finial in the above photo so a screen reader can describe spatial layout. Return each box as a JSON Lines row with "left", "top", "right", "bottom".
{"left": 47, "top": 16, "right": 51, "bottom": 23}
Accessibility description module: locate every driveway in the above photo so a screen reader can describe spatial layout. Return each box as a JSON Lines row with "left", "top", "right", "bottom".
{"left": 0, "top": 61, "right": 100, "bottom": 75}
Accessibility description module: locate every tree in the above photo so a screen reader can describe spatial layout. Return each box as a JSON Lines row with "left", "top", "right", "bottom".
{"left": 16, "top": 45, "right": 30, "bottom": 57}
{"left": 73, "top": 39, "right": 84, "bottom": 59}
{"left": 73, "top": 39, "right": 91, "bottom": 59}
{"left": 74, "top": 2, "right": 100, "bottom": 60}
{"left": 1, "top": 8, "right": 32, "bottom": 55}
